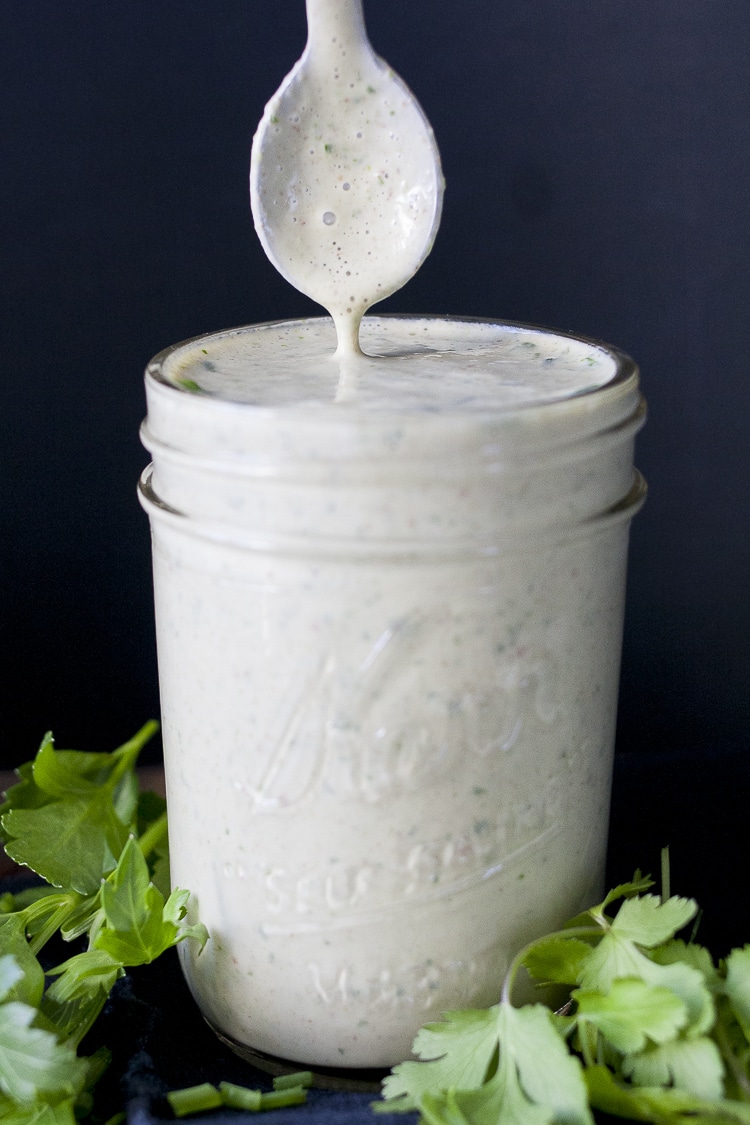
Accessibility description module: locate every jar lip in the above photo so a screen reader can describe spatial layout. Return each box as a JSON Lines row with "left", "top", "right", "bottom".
{"left": 140, "top": 395, "right": 646, "bottom": 479}
{"left": 144, "top": 314, "right": 639, "bottom": 419}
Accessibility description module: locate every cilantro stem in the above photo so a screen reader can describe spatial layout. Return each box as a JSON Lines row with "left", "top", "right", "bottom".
{"left": 24, "top": 894, "right": 78, "bottom": 956}
{"left": 660, "top": 846, "right": 671, "bottom": 904}
{"left": 714, "top": 1015, "right": 750, "bottom": 1101}
{"left": 137, "top": 810, "right": 168, "bottom": 861}
{"left": 688, "top": 906, "right": 703, "bottom": 944}
{"left": 120, "top": 719, "right": 160, "bottom": 753}
{"left": 500, "top": 925, "right": 601, "bottom": 1006}
{"left": 579, "top": 1022, "right": 598, "bottom": 1069}
{"left": 111, "top": 720, "right": 160, "bottom": 785}
{"left": 29, "top": 905, "right": 70, "bottom": 956}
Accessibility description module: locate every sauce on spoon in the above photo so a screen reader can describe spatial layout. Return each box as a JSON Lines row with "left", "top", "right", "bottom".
{"left": 250, "top": 0, "right": 444, "bottom": 357}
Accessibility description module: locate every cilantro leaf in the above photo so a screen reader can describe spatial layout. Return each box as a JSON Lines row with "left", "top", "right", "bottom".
{"left": 651, "top": 940, "right": 720, "bottom": 991}
{"left": 420, "top": 1004, "right": 592, "bottom": 1125}
{"left": 94, "top": 837, "right": 207, "bottom": 966}
{"left": 427, "top": 1060, "right": 552, "bottom": 1125}
{"left": 0, "top": 953, "right": 25, "bottom": 1002}
{"left": 581, "top": 874, "right": 655, "bottom": 925}
{"left": 577, "top": 932, "right": 653, "bottom": 992}
{"left": 574, "top": 978, "right": 688, "bottom": 1053}
{"left": 585, "top": 1064, "right": 750, "bottom": 1125}
{"left": 1, "top": 723, "right": 158, "bottom": 895}
{"left": 0, "top": 759, "right": 49, "bottom": 838}
{"left": 2, "top": 798, "right": 125, "bottom": 896}
{"left": 380, "top": 1007, "right": 500, "bottom": 1111}
{"left": 381, "top": 1002, "right": 591, "bottom": 1125}
{"left": 610, "top": 895, "right": 698, "bottom": 948}
{"left": 523, "top": 937, "right": 594, "bottom": 987}
{"left": 31, "top": 740, "right": 124, "bottom": 798}
{"left": 495, "top": 1003, "right": 592, "bottom": 1125}
{"left": 42, "top": 950, "right": 124, "bottom": 1046}
{"left": 643, "top": 958, "right": 715, "bottom": 1036}
{"left": 577, "top": 930, "right": 714, "bottom": 1042}
{"left": 0, "top": 956, "right": 87, "bottom": 1105}
{"left": 0, "top": 917, "right": 45, "bottom": 1006}
{"left": 622, "top": 1037, "right": 726, "bottom": 1099}
{"left": 417, "top": 1088, "right": 474, "bottom": 1125}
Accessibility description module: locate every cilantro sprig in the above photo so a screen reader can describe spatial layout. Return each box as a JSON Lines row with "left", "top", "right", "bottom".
{"left": 0, "top": 724, "right": 207, "bottom": 1124}
{"left": 377, "top": 867, "right": 750, "bottom": 1125}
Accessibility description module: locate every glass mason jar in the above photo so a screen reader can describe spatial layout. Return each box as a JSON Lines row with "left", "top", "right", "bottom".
{"left": 138, "top": 316, "right": 645, "bottom": 1070}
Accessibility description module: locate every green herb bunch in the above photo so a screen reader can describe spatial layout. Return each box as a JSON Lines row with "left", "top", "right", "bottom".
{"left": 0, "top": 722, "right": 207, "bottom": 1124}
{"left": 377, "top": 872, "right": 750, "bottom": 1125}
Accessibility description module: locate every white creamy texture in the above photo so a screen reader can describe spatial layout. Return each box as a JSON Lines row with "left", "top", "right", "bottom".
{"left": 161, "top": 317, "right": 616, "bottom": 410}
{"left": 141, "top": 318, "right": 646, "bottom": 1068}
{"left": 250, "top": 0, "right": 443, "bottom": 355}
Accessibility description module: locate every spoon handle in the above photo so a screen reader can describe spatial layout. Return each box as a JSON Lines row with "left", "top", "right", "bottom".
{"left": 305, "top": 0, "right": 369, "bottom": 62}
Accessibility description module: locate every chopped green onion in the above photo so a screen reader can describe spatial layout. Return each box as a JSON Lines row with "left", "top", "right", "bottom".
{"left": 272, "top": 1070, "right": 314, "bottom": 1091}
{"left": 218, "top": 1081, "right": 263, "bottom": 1111}
{"left": 167, "top": 1083, "right": 222, "bottom": 1117}
{"left": 259, "top": 1086, "right": 308, "bottom": 1110}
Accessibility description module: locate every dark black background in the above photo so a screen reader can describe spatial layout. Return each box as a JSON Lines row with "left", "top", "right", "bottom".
{"left": 2, "top": 1, "right": 748, "bottom": 780}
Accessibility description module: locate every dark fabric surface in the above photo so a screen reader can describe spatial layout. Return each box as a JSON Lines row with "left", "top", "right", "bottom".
{"left": 86, "top": 956, "right": 412, "bottom": 1124}
{"left": 3, "top": 747, "right": 747, "bottom": 1123}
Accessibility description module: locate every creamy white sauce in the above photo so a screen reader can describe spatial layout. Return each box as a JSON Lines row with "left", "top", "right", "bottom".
{"left": 141, "top": 317, "right": 645, "bottom": 1068}
{"left": 162, "top": 317, "right": 615, "bottom": 410}
{"left": 250, "top": 0, "right": 443, "bottom": 355}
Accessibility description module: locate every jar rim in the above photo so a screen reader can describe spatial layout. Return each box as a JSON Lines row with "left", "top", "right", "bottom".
{"left": 145, "top": 314, "right": 638, "bottom": 420}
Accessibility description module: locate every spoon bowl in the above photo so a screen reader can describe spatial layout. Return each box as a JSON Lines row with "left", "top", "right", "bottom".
{"left": 250, "top": 0, "right": 444, "bottom": 355}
